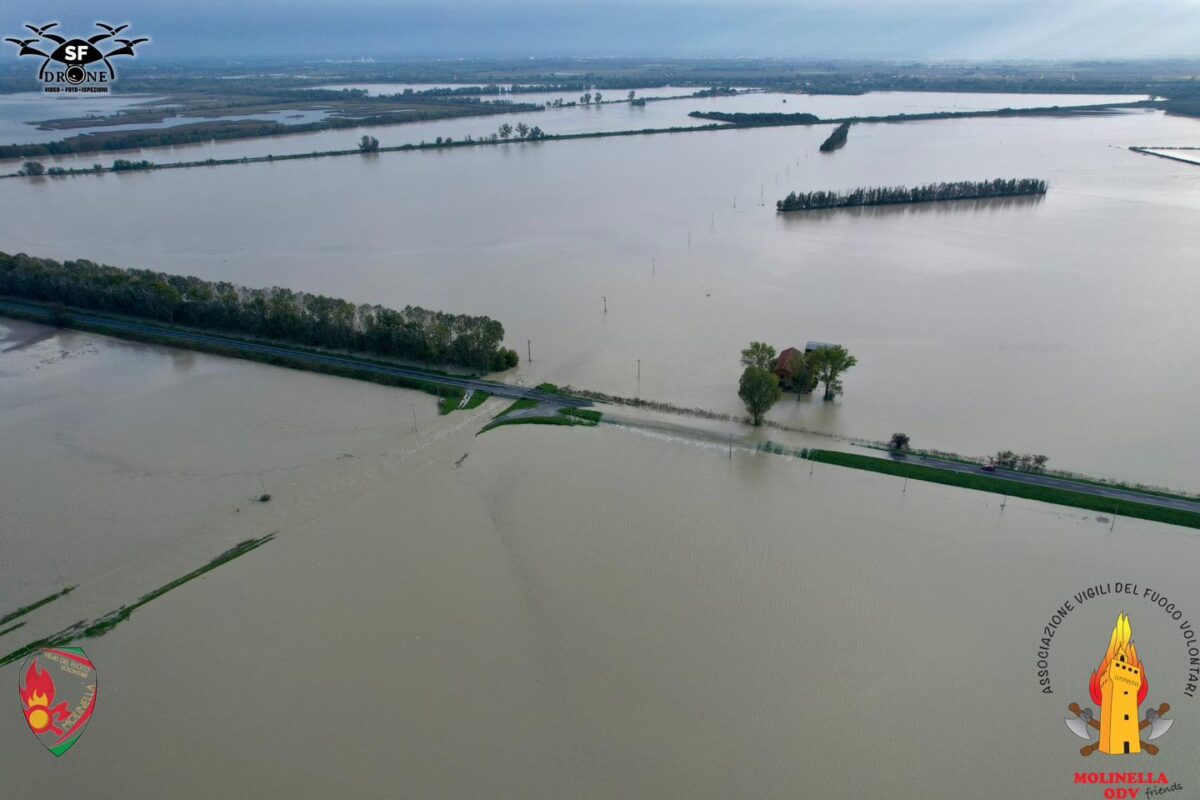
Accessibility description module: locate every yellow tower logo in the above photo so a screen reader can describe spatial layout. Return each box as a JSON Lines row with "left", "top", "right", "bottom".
{"left": 1066, "top": 612, "right": 1174, "bottom": 756}
{"left": 1091, "top": 613, "right": 1145, "bottom": 755}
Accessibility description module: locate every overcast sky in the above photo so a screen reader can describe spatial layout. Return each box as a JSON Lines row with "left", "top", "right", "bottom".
{"left": 4, "top": 1, "right": 1200, "bottom": 60}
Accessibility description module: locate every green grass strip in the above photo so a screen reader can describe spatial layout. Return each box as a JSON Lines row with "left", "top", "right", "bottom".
{"left": 0, "top": 622, "right": 27, "bottom": 639}
{"left": 808, "top": 450, "right": 1200, "bottom": 529}
{"left": 0, "top": 535, "right": 274, "bottom": 667}
{"left": 0, "top": 586, "right": 75, "bottom": 627}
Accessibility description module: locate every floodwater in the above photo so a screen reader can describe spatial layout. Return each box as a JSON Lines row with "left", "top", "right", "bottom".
{"left": 1, "top": 326, "right": 1198, "bottom": 798}
{"left": 1, "top": 89, "right": 1145, "bottom": 167}
{"left": 0, "top": 92, "right": 334, "bottom": 146}
{"left": 1142, "top": 148, "right": 1200, "bottom": 165}
{"left": 2, "top": 101, "right": 1198, "bottom": 486}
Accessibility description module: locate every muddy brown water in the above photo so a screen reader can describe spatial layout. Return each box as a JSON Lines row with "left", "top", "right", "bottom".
{"left": 2, "top": 325, "right": 1198, "bottom": 798}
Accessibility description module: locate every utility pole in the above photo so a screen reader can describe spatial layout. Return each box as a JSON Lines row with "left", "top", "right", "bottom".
{"left": 527, "top": 339, "right": 531, "bottom": 363}
{"left": 652, "top": 257, "right": 656, "bottom": 277}
{"left": 603, "top": 296, "right": 607, "bottom": 314}
{"left": 902, "top": 477, "right": 908, "bottom": 493}
{"left": 637, "top": 358, "right": 641, "bottom": 380}
{"left": 1110, "top": 510, "right": 1117, "bottom": 532}
{"left": 1000, "top": 496, "right": 1007, "bottom": 510}
{"left": 411, "top": 404, "right": 418, "bottom": 433}
{"left": 687, "top": 230, "right": 691, "bottom": 250}
{"left": 728, "top": 433, "right": 733, "bottom": 459}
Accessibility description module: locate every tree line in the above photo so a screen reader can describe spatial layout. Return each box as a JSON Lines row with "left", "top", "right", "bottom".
{"left": 777, "top": 178, "right": 1047, "bottom": 212}
{"left": 688, "top": 111, "right": 820, "bottom": 126}
{"left": 819, "top": 122, "right": 851, "bottom": 152}
{"left": 0, "top": 101, "right": 544, "bottom": 160}
{"left": 0, "top": 252, "right": 520, "bottom": 371}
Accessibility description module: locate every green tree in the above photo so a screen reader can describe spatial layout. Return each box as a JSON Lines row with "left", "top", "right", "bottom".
{"left": 888, "top": 432, "right": 911, "bottom": 451}
{"left": 740, "top": 341, "right": 777, "bottom": 372}
{"left": 739, "top": 367, "right": 782, "bottom": 426}
{"left": 357, "top": 135, "right": 379, "bottom": 152}
{"left": 515, "top": 122, "right": 530, "bottom": 139}
{"left": 809, "top": 345, "right": 857, "bottom": 401}
{"left": 498, "top": 123, "right": 513, "bottom": 140}
{"left": 627, "top": 90, "right": 636, "bottom": 102}
{"left": 594, "top": 92, "right": 603, "bottom": 103}
{"left": 783, "top": 349, "right": 818, "bottom": 396}
{"left": 20, "top": 160, "right": 45, "bottom": 176}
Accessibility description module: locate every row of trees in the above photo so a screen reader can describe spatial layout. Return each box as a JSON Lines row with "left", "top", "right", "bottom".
{"left": 777, "top": 178, "right": 1047, "bottom": 212}
{"left": 0, "top": 252, "right": 520, "bottom": 371}
{"left": 737, "top": 341, "right": 858, "bottom": 425}
{"left": 688, "top": 111, "right": 820, "bottom": 126}
{"left": 993, "top": 450, "right": 1050, "bottom": 473}
{"left": 819, "top": 122, "right": 851, "bottom": 152}
{"left": 497, "top": 123, "right": 546, "bottom": 140}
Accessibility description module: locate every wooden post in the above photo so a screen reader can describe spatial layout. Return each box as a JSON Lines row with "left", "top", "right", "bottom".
{"left": 527, "top": 339, "right": 531, "bottom": 363}
{"left": 637, "top": 359, "right": 641, "bottom": 380}
{"left": 411, "top": 404, "right": 418, "bottom": 433}
{"left": 603, "top": 296, "right": 607, "bottom": 314}
{"left": 728, "top": 433, "right": 733, "bottom": 459}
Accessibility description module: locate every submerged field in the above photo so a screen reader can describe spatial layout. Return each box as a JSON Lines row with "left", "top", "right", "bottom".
{"left": 2, "top": 321, "right": 1199, "bottom": 798}
{"left": 2, "top": 99, "right": 1198, "bottom": 486}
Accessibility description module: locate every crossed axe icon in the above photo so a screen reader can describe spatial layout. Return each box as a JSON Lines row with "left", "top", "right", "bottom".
{"left": 1065, "top": 701, "right": 1172, "bottom": 756}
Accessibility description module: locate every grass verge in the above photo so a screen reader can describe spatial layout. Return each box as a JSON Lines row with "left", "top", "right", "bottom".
{"left": 807, "top": 450, "right": 1200, "bottom": 530}
{"left": 0, "top": 586, "right": 75, "bottom": 627}
{"left": 478, "top": 404, "right": 601, "bottom": 434}
{"left": 0, "top": 535, "right": 274, "bottom": 668}
{"left": 0, "top": 622, "right": 26, "bottom": 639}
{"left": 0, "top": 301, "right": 465, "bottom": 406}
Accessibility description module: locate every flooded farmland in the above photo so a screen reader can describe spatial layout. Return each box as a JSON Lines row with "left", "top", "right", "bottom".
{"left": 2, "top": 323, "right": 1198, "bottom": 798}
{"left": 2, "top": 99, "right": 1198, "bottom": 486}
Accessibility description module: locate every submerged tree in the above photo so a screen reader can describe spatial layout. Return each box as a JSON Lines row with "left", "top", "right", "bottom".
{"left": 784, "top": 348, "right": 818, "bottom": 396}
{"left": 358, "top": 135, "right": 380, "bottom": 152}
{"left": 777, "top": 178, "right": 1047, "bottom": 212}
{"left": 740, "top": 341, "right": 777, "bottom": 372}
{"left": 809, "top": 345, "right": 857, "bottom": 401}
{"left": 888, "top": 432, "right": 911, "bottom": 451}
{"left": 739, "top": 367, "right": 782, "bottom": 426}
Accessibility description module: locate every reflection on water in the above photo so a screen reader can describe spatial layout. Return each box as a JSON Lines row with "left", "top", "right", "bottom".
{"left": 776, "top": 191, "right": 1046, "bottom": 224}
{"left": 3, "top": 110, "right": 1197, "bottom": 485}
{"left": 1, "top": 372, "right": 1198, "bottom": 798}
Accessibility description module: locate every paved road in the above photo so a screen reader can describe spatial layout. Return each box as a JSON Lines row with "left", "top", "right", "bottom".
{"left": 0, "top": 300, "right": 590, "bottom": 408}
{"left": 911, "top": 454, "right": 1200, "bottom": 515}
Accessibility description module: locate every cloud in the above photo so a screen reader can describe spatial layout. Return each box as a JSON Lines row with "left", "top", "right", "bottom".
{"left": 5, "top": 0, "right": 1198, "bottom": 59}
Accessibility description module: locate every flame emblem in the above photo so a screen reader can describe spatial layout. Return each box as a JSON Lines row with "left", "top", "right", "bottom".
{"left": 17, "top": 648, "right": 98, "bottom": 757}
